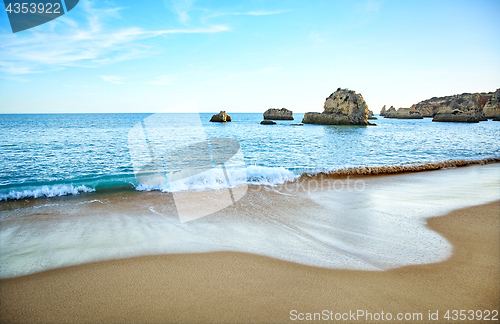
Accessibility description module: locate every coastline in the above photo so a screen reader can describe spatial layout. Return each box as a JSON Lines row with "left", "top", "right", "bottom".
{"left": 1, "top": 163, "right": 499, "bottom": 279}
{"left": 2, "top": 156, "right": 499, "bottom": 203}
{"left": 1, "top": 201, "right": 498, "bottom": 323}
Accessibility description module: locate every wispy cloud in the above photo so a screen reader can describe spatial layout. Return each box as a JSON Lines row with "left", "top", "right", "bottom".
{"left": 0, "top": 0, "right": 229, "bottom": 75}
{"left": 206, "top": 9, "right": 290, "bottom": 19}
{"left": 167, "top": 0, "right": 197, "bottom": 24}
{"left": 232, "top": 67, "right": 283, "bottom": 76}
{"left": 100, "top": 75, "right": 125, "bottom": 84}
{"left": 357, "top": 0, "right": 382, "bottom": 13}
{"left": 240, "top": 10, "right": 290, "bottom": 16}
{"left": 308, "top": 31, "right": 326, "bottom": 43}
{"left": 1, "top": 75, "right": 29, "bottom": 82}
{"left": 146, "top": 75, "right": 175, "bottom": 86}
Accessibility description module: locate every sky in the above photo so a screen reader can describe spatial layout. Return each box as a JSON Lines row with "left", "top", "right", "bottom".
{"left": 0, "top": 0, "right": 499, "bottom": 114}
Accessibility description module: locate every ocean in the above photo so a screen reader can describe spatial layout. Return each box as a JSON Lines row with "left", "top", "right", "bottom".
{"left": 1, "top": 113, "right": 499, "bottom": 200}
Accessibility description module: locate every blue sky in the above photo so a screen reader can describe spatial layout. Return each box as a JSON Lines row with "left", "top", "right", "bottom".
{"left": 0, "top": 0, "right": 499, "bottom": 113}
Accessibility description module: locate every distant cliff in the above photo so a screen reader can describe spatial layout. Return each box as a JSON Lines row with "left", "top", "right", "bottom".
{"left": 385, "top": 108, "right": 423, "bottom": 119}
{"left": 483, "top": 89, "right": 500, "bottom": 119}
{"left": 410, "top": 90, "right": 499, "bottom": 119}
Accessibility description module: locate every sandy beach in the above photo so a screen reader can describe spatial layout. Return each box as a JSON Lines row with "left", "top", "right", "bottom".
{"left": 1, "top": 197, "right": 498, "bottom": 323}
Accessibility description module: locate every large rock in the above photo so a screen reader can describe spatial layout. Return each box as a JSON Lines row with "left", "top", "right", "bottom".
{"left": 483, "top": 89, "right": 500, "bottom": 119}
{"left": 368, "top": 110, "right": 377, "bottom": 120}
{"left": 210, "top": 111, "right": 231, "bottom": 123}
{"left": 384, "top": 108, "right": 423, "bottom": 119}
{"left": 432, "top": 109, "right": 482, "bottom": 123}
{"left": 383, "top": 106, "right": 396, "bottom": 117}
{"left": 379, "top": 105, "right": 387, "bottom": 116}
{"left": 263, "top": 108, "right": 294, "bottom": 120}
{"left": 302, "top": 88, "right": 372, "bottom": 125}
{"left": 410, "top": 91, "right": 492, "bottom": 119}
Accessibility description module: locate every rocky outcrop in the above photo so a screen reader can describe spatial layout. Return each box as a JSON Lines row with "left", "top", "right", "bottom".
{"left": 380, "top": 105, "right": 387, "bottom": 116}
{"left": 210, "top": 111, "right": 231, "bottom": 122}
{"left": 432, "top": 108, "right": 483, "bottom": 123}
{"left": 302, "top": 88, "right": 372, "bottom": 125}
{"left": 260, "top": 120, "right": 276, "bottom": 125}
{"left": 410, "top": 92, "right": 492, "bottom": 119}
{"left": 263, "top": 108, "right": 294, "bottom": 120}
{"left": 483, "top": 89, "right": 500, "bottom": 119}
{"left": 368, "top": 110, "right": 377, "bottom": 120}
{"left": 384, "top": 108, "right": 423, "bottom": 119}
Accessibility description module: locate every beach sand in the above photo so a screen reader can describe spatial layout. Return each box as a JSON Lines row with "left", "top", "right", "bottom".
{"left": 1, "top": 200, "right": 498, "bottom": 323}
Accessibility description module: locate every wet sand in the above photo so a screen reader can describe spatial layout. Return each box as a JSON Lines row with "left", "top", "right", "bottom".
{"left": 1, "top": 201, "right": 498, "bottom": 323}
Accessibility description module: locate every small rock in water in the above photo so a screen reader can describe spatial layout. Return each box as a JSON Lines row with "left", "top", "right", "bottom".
{"left": 263, "top": 108, "right": 294, "bottom": 120}
{"left": 210, "top": 111, "right": 232, "bottom": 123}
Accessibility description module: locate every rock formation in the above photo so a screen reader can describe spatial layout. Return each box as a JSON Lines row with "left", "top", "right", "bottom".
{"left": 210, "top": 111, "right": 231, "bottom": 123}
{"left": 432, "top": 108, "right": 484, "bottom": 123}
{"left": 409, "top": 91, "right": 492, "bottom": 119}
{"left": 302, "top": 88, "right": 372, "bottom": 125}
{"left": 384, "top": 108, "right": 423, "bottom": 119}
{"left": 260, "top": 120, "right": 277, "bottom": 125}
{"left": 380, "top": 105, "right": 387, "bottom": 116}
{"left": 263, "top": 108, "right": 294, "bottom": 120}
{"left": 368, "top": 110, "right": 377, "bottom": 120}
{"left": 482, "top": 89, "right": 500, "bottom": 119}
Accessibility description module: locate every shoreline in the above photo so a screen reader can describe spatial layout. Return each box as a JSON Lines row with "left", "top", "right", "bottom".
{"left": 1, "top": 163, "right": 499, "bottom": 278}
{"left": 1, "top": 157, "right": 499, "bottom": 203}
{"left": 299, "top": 157, "right": 500, "bottom": 180}
{"left": 1, "top": 201, "right": 498, "bottom": 323}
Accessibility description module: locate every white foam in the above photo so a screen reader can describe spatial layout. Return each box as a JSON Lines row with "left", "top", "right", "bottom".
{"left": 245, "top": 165, "right": 298, "bottom": 185}
{"left": 135, "top": 165, "right": 298, "bottom": 192}
{"left": 0, "top": 184, "right": 95, "bottom": 201}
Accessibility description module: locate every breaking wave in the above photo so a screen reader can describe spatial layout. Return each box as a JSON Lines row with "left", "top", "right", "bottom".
{"left": 1, "top": 158, "right": 498, "bottom": 202}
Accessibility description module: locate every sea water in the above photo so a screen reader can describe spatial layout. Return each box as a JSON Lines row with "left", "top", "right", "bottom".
{"left": 1, "top": 113, "right": 499, "bottom": 199}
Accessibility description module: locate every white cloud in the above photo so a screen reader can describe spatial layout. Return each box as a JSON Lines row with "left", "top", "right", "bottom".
{"left": 206, "top": 9, "right": 290, "bottom": 19}
{"left": 100, "top": 75, "right": 125, "bottom": 84}
{"left": 0, "top": 0, "right": 229, "bottom": 75}
{"left": 146, "top": 75, "right": 175, "bottom": 86}
{"left": 1, "top": 75, "right": 29, "bottom": 82}
{"left": 308, "top": 31, "right": 326, "bottom": 43}
{"left": 167, "top": 0, "right": 197, "bottom": 24}
{"left": 358, "top": 0, "right": 382, "bottom": 13}
{"left": 243, "top": 10, "right": 290, "bottom": 16}
{"left": 232, "top": 67, "right": 283, "bottom": 77}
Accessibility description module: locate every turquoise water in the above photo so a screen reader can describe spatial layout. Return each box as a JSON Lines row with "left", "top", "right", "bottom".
{"left": 1, "top": 113, "right": 499, "bottom": 200}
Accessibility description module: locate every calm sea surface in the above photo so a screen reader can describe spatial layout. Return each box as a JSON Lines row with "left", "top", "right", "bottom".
{"left": 1, "top": 113, "right": 499, "bottom": 200}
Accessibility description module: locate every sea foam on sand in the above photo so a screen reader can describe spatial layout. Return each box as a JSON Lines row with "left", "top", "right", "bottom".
{"left": 0, "top": 164, "right": 498, "bottom": 278}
